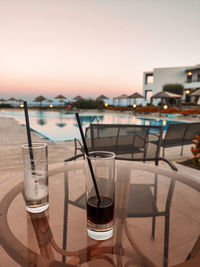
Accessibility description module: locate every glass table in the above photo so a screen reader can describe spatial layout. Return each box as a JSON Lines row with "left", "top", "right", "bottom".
{"left": 0, "top": 159, "right": 200, "bottom": 267}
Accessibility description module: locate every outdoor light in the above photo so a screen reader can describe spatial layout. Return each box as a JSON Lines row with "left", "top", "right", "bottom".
{"left": 185, "top": 89, "right": 190, "bottom": 95}
{"left": 133, "top": 104, "right": 137, "bottom": 108}
{"left": 105, "top": 103, "right": 108, "bottom": 107}
{"left": 163, "top": 120, "right": 167, "bottom": 127}
{"left": 49, "top": 104, "right": 53, "bottom": 108}
{"left": 20, "top": 104, "right": 24, "bottom": 108}
{"left": 163, "top": 105, "right": 168, "bottom": 110}
{"left": 187, "top": 72, "right": 192, "bottom": 76}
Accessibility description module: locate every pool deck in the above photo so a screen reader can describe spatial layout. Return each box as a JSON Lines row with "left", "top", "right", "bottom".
{"left": 0, "top": 116, "right": 199, "bottom": 266}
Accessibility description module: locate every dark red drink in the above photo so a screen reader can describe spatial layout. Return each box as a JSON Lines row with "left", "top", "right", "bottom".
{"left": 87, "top": 196, "right": 114, "bottom": 225}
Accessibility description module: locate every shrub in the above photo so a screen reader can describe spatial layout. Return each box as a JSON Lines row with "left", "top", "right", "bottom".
{"left": 190, "top": 135, "right": 200, "bottom": 169}
{"left": 159, "top": 107, "right": 180, "bottom": 114}
{"left": 181, "top": 109, "right": 200, "bottom": 115}
{"left": 136, "top": 106, "right": 159, "bottom": 113}
{"left": 72, "top": 99, "right": 104, "bottom": 109}
{"left": 163, "top": 83, "right": 184, "bottom": 95}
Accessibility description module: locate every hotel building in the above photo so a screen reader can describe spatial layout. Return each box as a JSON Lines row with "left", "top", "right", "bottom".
{"left": 143, "top": 64, "right": 200, "bottom": 104}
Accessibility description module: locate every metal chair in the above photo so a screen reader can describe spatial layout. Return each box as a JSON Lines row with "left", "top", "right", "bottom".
{"left": 162, "top": 122, "right": 200, "bottom": 157}
{"left": 67, "top": 124, "right": 177, "bottom": 267}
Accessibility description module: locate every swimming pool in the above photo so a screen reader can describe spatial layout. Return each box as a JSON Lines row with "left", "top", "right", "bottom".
{"left": 0, "top": 110, "right": 182, "bottom": 141}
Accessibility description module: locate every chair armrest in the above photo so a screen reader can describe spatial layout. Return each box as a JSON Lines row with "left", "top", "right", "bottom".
{"left": 64, "top": 153, "right": 85, "bottom": 162}
{"left": 158, "top": 157, "right": 178, "bottom": 171}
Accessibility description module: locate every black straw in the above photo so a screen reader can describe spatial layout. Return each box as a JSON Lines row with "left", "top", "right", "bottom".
{"left": 75, "top": 113, "right": 101, "bottom": 204}
{"left": 23, "top": 101, "right": 35, "bottom": 171}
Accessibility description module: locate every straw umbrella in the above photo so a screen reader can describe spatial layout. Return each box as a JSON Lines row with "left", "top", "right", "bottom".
{"left": 0, "top": 98, "right": 6, "bottom": 103}
{"left": 34, "top": 95, "right": 47, "bottom": 108}
{"left": 0, "top": 98, "right": 6, "bottom": 107}
{"left": 96, "top": 94, "right": 109, "bottom": 101}
{"left": 16, "top": 98, "right": 24, "bottom": 104}
{"left": 73, "top": 95, "right": 83, "bottom": 101}
{"left": 8, "top": 97, "right": 17, "bottom": 107}
{"left": 127, "top": 92, "right": 144, "bottom": 105}
{"left": 55, "top": 95, "right": 66, "bottom": 107}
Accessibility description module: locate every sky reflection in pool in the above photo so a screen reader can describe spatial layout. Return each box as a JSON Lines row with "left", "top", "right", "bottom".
{"left": 0, "top": 110, "right": 181, "bottom": 141}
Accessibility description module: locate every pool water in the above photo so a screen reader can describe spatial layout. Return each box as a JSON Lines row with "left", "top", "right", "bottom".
{"left": 0, "top": 110, "right": 182, "bottom": 141}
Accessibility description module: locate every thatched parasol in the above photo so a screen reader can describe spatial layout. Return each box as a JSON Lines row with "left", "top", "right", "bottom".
{"left": 8, "top": 97, "right": 17, "bottom": 101}
{"left": 34, "top": 95, "right": 47, "bottom": 107}
{"left": 8, "top": 97, "right": 17, "bottom": 106}
{"left": 55, "top": 95, "right": 66, "bottom": 100}
{"left": 73, "top": 95, "right": 83, "bottom": 101}
{"left": 16, "top": 98, "right": 24, "bottom": 103}
{"left": 55, "top": 95, "right": 66, "bottom": 107}
{"left": 0, "top": 98, "right": 6, "bottom": 104}
{"left": 96, "top": 94, "right": 109, "bottom": 101}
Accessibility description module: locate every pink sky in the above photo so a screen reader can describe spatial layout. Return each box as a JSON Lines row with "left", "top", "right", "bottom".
{"left": 0, "top": 0, "right": 200, "bottom": 99}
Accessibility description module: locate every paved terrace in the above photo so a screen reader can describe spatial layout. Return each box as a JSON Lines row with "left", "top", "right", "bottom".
{"left": 0, "top": 116, "right": 199, "bottom": 266}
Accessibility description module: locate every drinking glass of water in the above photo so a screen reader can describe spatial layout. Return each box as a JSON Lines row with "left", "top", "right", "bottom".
{"left": 22, "top": 143, "right": 49, "bottom": 213}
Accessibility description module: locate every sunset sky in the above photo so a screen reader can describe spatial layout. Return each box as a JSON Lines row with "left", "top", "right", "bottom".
{"left": 0, "top": 0, "right": 199, "bottom": 100}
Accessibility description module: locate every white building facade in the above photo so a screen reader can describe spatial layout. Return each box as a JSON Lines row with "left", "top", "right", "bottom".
{"left": 143, "top": 64, "right": 200, "bottom": 104}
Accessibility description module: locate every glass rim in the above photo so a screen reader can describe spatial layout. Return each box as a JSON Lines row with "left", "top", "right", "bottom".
{"left": 87, "top": 151, "right": 115, "bottom": 160}
{"left": 22, "top": 142, "right": 47, "bottom": 149}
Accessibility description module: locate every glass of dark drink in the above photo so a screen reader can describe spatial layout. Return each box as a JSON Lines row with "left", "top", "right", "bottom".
{"left": 85, "top": 151, "right": 115, "bottom": 240}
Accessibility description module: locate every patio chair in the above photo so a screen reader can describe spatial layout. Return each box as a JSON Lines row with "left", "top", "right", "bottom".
{"left": 67, "top": 124, "right": 177, "bottom": 266}
{"left": 162, "top": 122, "right": 200, "bottom": 157}
{"left": 183, "top": 122, "right": 200, "bottom": 150}
{"left": 64, "top": 152, "right": 176, "bottom": 267}
{"left": 161, "top": 123, "right": 187, "bottom": 158}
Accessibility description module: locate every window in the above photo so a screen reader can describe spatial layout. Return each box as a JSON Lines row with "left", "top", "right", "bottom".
{"left": 186, "top": 71, "right": 192, "bottom": 82}
{"left": 145, "top": 74, "right": 154, "bottom": 85}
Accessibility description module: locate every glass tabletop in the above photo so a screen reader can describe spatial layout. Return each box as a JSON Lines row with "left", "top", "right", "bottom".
{"left": 0, "top": 159, "right": 200, "bottom": 267}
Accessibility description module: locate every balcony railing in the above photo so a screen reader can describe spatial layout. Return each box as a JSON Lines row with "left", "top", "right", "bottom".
{"left": 185, "top": 79, "right": 200, "bottom": 83}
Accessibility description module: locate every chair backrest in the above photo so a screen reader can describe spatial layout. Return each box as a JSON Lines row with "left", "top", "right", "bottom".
{"left": 183, "top": 122, "right": 200, "bottom": 144}
{"left": 85, "top": 124, "right": 163, "bottom": 162}
{"left": 163, "top": 123, "right": 187, "bottom": 147}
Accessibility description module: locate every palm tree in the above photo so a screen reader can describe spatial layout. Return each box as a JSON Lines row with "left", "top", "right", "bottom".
{"left": 34, "top": 95, "right": 47, "bottom": 108}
